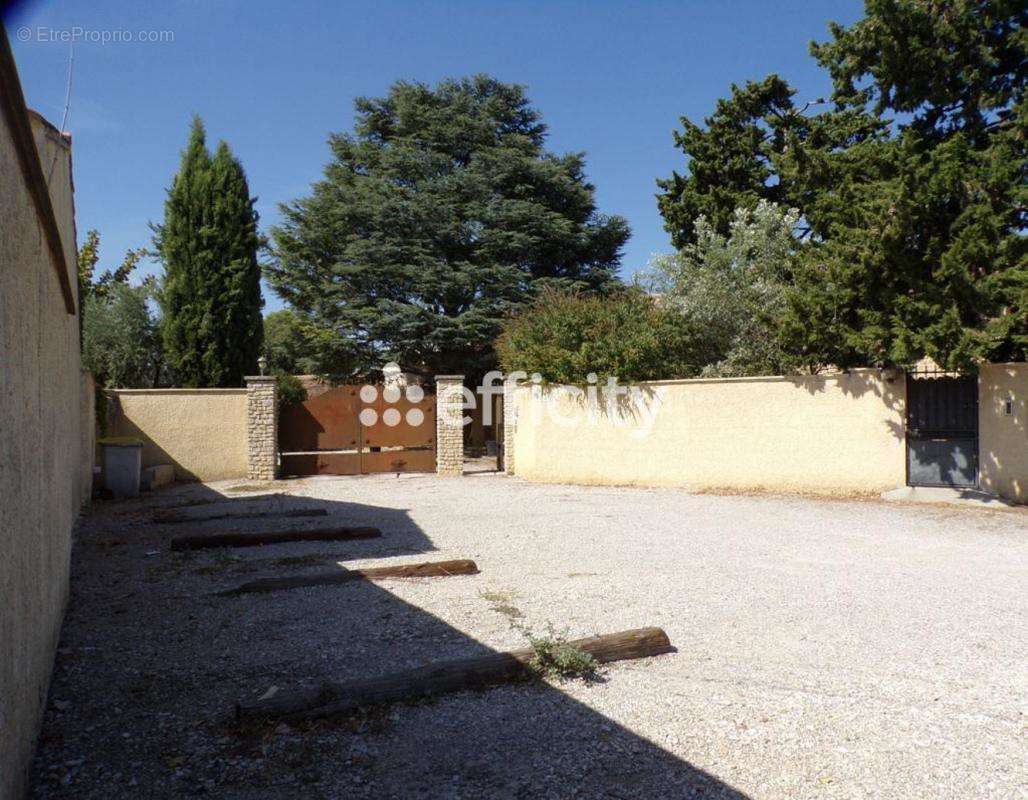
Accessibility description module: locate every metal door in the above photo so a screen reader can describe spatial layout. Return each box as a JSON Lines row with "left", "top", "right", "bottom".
{"left": 906, "top": 373, "right": 978, "bottom": 488}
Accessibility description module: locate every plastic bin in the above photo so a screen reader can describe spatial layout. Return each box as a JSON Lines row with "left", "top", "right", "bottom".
{"left": 99, "top": 437, "right": 143, "bottom": 498}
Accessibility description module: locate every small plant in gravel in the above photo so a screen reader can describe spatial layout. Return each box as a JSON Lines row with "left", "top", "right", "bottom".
{"left": 481, "top": 588, "right": 524, "bottom": 619}
{"left": 517, "top": 622, "right": 599, "bottom": 681}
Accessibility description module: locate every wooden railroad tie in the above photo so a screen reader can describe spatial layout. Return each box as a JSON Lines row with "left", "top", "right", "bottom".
{"left": 217, "top": 558, "right": 480, "bottom": 596}
{"left": 237, "top": 627, "right": 674, "bottom": 722}
{"left": 169, "top": 526, "right": 381, "bottom": 552}
{"left": 155, "top": 506, "right": 328, "bottom": 524}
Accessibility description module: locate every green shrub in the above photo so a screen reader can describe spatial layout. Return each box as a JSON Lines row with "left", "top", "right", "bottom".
{"left": 496, "top": 287, "right": 706, "bottom": 384}
{"left": 275, "top": 373, "right": 308, "bottom": 410}
{"left": 519, "top": 623, "right": 599, "bottom": 681}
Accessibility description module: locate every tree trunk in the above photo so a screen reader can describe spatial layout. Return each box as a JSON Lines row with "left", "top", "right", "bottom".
{"left": 237, "top": 627, "right": 674, "bottom": 722}
{"left": 218, "top": 559, "right": 479, "bottom": 596}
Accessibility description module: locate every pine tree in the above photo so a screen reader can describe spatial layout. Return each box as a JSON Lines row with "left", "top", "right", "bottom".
{"left": 656, "top": 0, "right": 1026, "bottom": 371}
{"left": 784, "top": 0, "right": 1027, "bottom": 371}
{"left": 656, "top": 76, "right": 801, "bottom": 249}
{"left": 268, "top": 75, "right": 630, "bottom": 378}
{"left": 155, "top": 118, "right": 263, "bottom": 386}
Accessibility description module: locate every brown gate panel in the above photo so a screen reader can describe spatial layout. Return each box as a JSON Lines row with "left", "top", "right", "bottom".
{"left": 361, "top": 387, "right": 435, "bottom": 474}
{"left": 360, "top": 449, "right": 436, "bottom": 474}
{"left": 278, "top": 382, "right": 436, "bottom": 476}
{"left": 279, "top": 386, "right": 360, "bottom": 452}
{"left": 280, "top": 452, "right": 361, "bottom": 476}
{"left": 362, "top": 393, "right": 436, "bottom": 449}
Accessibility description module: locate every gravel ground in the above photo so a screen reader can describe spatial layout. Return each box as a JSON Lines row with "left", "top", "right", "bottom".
{"left": 30, "top": 473, "right": 1027, "bottom": 799}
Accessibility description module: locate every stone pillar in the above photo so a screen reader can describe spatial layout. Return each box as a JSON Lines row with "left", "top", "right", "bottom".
{"left": 245, "top": 376, "right": 278, "bottom": 481}
{"left": 435, "top": 375, "right": 465, "bottom": 476}
{"left": 502, "top": 380, "right": 518, "bottom": 475}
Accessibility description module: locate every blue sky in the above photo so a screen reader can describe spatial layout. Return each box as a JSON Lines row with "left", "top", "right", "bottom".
{"left": 8, "top": 0, "right": 863, "bottom": 313}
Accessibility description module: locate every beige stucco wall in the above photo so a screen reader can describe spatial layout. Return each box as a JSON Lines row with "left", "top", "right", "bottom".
{"left": 1, "top": 110, "right": 89, "bottom": 798}
{"left": 979, "top": 363, "right": 1028, "bottom": 503}
{"left": 511, "top": 369, "right": 907, "bottom": 495}
{"left": 106, "top": 389, "right": 249, "bottom": 481}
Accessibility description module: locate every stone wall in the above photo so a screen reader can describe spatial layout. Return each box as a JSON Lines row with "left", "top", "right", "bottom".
{"left": 246, "top": 376, "right": 278, "bottom": 481}
{"left": 0, "top": 99, "right": 89, "bottom": 797}
{"left": 435, "top": 376, "right": 464, "bottom": 476}
{"left": 502, "top": 381, "right": 518, "bottom": 475}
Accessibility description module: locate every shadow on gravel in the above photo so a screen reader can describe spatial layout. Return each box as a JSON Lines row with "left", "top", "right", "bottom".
{"left": 32, "top": 481, "right": 749, "bottom": 799}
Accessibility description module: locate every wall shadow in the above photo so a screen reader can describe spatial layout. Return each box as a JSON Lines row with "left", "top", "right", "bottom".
{"left": 32, "top": 482, "right": 751, "bottom": 798}
{"left": 788, "top": 369, "right": 906, "bottom": 443}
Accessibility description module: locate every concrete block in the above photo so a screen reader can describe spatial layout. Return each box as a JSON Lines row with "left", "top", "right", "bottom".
{"left": 141, "top": 464, "right": 175, "bottom": 491}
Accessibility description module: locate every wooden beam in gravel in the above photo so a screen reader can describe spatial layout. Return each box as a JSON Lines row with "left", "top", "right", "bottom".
{"left": 218, "top": 559, "right": 479, "bottom": 596}
{"left": 154, "top": 506, "right": 327, "bottom": 524}
{"left": 170, "top": 526, "right": 381, "bottom": 552}
{"left": 237, "top": 627, "right": 674, "bottom": 722}
{"left": 159, "top": 492, "right": 285, "bottom": 512}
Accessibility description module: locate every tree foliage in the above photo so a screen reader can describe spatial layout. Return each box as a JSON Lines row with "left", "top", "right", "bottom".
{"left": 657, "top": 0, "right": 1026, "bottom": 371}
{"left": 268, "top": 75, "right": 630, "bottom": 379}
{"left": 643, "top": 201, "right": 801, "bottom": 376}
{"left": 496, "top": 288, "right": 704, "bottom": 384}
{"left": 263, "top": 310, "right": 311, "bottom": 374}
{"left": 78, "top": 230, "right": 164, "bottom": 387}
{"left": 77, "top": 229, "right": 149, "bottom": 302}
{"left": 83, "top": 282, "right": 164, "bottom": 389}
{"left": 154, "top": 118, "right": 263, "bottom": 387}
{"left": 263, "top": 309, "right": 359, "bottom": 378}
{"left": 274, "top": 373, "right": 308, "bottom": 409}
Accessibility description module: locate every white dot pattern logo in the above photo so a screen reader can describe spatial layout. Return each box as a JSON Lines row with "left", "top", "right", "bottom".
{"left": 357, "top": 368, "right": 428, "bottom": 428}
{"left": 405, "top": 385, "right": 424, "bottom": 403}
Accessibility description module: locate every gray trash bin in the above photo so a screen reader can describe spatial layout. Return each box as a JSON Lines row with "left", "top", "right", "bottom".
{"left": 100, "top": 437, "right": 143, "bottom": 498}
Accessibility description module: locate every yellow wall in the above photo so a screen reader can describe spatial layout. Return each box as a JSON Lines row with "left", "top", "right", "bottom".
{"left": 107, "top": 389, "right": 249, "bottom": 481}
{"left": 512, "top": 369, "right": 907, "bottom": 495}
{"left": 979, "top": 363, "right": 1028, "bottom": 503}
{"left": 1, "top": 110, "right": 89, "bottom": 798}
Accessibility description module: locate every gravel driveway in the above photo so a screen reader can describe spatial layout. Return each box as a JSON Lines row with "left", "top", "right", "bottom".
{"left": 31, "top": 473, "right": 1027, "bottom": 799}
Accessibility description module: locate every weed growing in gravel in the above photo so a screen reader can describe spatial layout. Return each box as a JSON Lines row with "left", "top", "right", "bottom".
{"left": 516, "top": 622, "right": 599, "bottom": 681}
{"left": 480, "top": 588, "right": 524, "bottom": 619}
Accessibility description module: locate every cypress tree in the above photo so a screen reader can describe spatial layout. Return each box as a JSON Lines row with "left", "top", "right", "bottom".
{"left": 155, "top": 117, "right": 263, "bottom": 386}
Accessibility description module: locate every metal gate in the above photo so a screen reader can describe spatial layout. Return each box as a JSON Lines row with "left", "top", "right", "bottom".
{"left": 279, "top": 384, "right": 436, "bottom": 476}
{"left": 905, "top": 372, "right": 978, "bottom": 488}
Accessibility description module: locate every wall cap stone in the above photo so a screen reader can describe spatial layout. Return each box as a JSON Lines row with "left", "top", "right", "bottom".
{"left": 107, "top": 388, "right": 248, "bottom": 395}
{"left": 435, "top": 375, "right": 465, "bottom": 380}
{"left": 244, "top": 376, "right": 277, "bottom": 383}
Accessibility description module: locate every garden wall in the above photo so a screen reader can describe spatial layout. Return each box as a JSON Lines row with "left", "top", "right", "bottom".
{"left": 106, "top": 389, "right": 249, "bottom": 481}
{"left": 979, "top": 363, "right": 1028, "bottom": 503}
{"left": 510, "top": 369, "right": 908, "bottom": 495}
{"left": 1, "top": 95, "right": 91, "bottom": 797}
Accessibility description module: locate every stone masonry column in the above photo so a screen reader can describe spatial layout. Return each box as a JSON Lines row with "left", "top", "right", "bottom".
{"left": 502, "top": 380, "right": 518, "bottom": 475}
{"left": 435, "top": 375, "right": 464, "bottom": 476}
{"left": 245, "top": 376, "right": 278, "bottom": 481}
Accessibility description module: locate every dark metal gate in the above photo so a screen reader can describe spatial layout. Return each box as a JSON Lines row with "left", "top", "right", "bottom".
{"left": 905, "top": 372, "right": 978, "bottom": 488}
{"left": 279, "top": 384, "right": 436, "bottom": 476}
